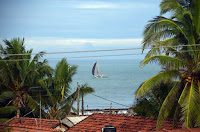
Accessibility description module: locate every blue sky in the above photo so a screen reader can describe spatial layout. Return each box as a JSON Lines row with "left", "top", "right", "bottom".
{"left": 0, "top": 0, "right": 161, "bottom": 59}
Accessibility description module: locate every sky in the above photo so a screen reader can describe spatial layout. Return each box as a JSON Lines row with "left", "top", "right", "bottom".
{"left": 0, "top": 0, "right": 161, "bottom": 60}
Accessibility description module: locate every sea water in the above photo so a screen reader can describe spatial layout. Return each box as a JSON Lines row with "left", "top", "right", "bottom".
{"left": 49, "top": 59, "right": 161, "bottom": 109}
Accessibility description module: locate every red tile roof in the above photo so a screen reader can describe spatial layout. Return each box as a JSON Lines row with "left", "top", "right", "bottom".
{"left": 2, "top": 117, "right": 60, "bottom": 132}
{"left": 67, "top": 113, "right": 183, "bottom": 132}
{"left": 146, "top": 127, "right": 200, "bottom": 132}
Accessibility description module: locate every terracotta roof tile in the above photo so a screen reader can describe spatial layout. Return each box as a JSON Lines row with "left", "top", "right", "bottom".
{"left": 67, "top": 113, "right": 183, "bottom": 132}
{"left": 6, "top": 123, "right": 59, "bottom": 131}
{"left": 6, "top": 117, "right": 59, "bottom": 128}
{"left": 1, "top": 117, "right": 60, "bottom": 132}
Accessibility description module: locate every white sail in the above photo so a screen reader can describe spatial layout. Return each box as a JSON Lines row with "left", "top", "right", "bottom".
{"left": 96, "top": 63, "right": 100, "bottom": 76}
{"left": 92, "top": 62, "right": 106, "bottom": 78}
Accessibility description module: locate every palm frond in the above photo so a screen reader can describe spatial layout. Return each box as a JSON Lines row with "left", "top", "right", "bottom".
{"left": 144, "top": 38, "right": 180, "bottom": 58}
{"left": 160, "top": 0, "right": 185, "bottom": 15}
{"left": 39, "top": 79, "right": 54, "bottom": 103}
{"left": 79, "top": 84, "right": 95, "bottom": 96}
{"left": 142, "top": 16, "right": 188, "bottom": 49}
{"left": 181, "top": 80, "right": 200, "bottom": 127}
{"left": 136, "top": 70, "right": 179, "bottom": 98}
{"left": 0, "top": 106, "right": 17, "bottom": 115}
{"left": 141, "top": 55, "right": 185, "bottom": 69}
{"left": 26, "top": 95, "right": 40, "bottom": 111}
{"left": 178, "top": 82, "right": 189, "bottom": 105}
{"left": 156, "top": 83, "right": 181, "bottom": 129}
{"left": 191, "top": 0, "right": 200, "bottom": 33}
{"left": 0, "top": 118, "right": 10, "bottom": 123}
{"left": 0, "top": 91, "right": 15, "bottom": 103}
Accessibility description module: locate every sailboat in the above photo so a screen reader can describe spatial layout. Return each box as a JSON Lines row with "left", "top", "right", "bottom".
{"left": 92, "top": 62, "right": 106, "bottom": 78}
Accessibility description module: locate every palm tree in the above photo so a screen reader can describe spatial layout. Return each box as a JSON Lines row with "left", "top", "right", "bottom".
{"left": 78, "top": 84, "right": 95, "bottom": 115}
{"left": 39, "top": 58, "right": 77, "bottom": 119}
{"left": 0, "top": 38, "right": 51, "bottom": 117}
{"left": 0, "top": 91, "right": 17, "bottom": 123}
{"left": 136, "top": 0, "right": 200, "bottom": 128}
{"left": 133, "top": 81, "right": 173, "bottom": 117}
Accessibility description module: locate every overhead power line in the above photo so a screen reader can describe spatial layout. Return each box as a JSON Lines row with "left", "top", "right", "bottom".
{"left": 29, "top": 92, "right": 130, "bottom": 107}
{"left": 91, "top": 93, "right": 129, "bottom": 107}
{"left": 1, "top": 48, "right": 200, "bottom": 62}
{"left": 0, "top": 53, "right": 147, "bottom": 62}
{"left": 1, "top": 48, "right": 142, "bottom": 57}
{"left": 1, "top": 43, "right": 200, "bottom": 57}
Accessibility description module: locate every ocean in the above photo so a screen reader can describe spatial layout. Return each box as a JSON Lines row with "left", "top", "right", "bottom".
{"left": 49, "top": 59, "right": 161, "bottom": 110}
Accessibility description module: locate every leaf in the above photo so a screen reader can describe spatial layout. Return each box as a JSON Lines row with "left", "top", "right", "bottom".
{"left": 136, "top": 70, "right": 179, "bottom": 98}
{"left": 141, "top": 55, "right": 186, "bottom": 69}
{"left": 79, "top": 84, "right": 95, "bottom": 97}
{"left": 160, "top": 0, "right": 185, "bottom": 15}
{"left": 61, "top": 86, "right": 65, "bottom": 103}
{"left": 181, "top": 80, "right": 200, "bottom": 127}
{"left": 0, "top": 106, "right": 17, "bottom": 115}
{"left": 0, "top": 118, "right": 10, "bottom": 123}
{"left": 156, "top": 83, "right": 181, "bottom": 129}
{"left": 0, "top": 91, "right": 15, "bottom": 103}
{"left": 26, "top": 95, "right": 40, "bottom": 111}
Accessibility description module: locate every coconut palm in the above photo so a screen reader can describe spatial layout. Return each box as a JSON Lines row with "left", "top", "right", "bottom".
{"left": 78, "top": 84, "right": 95, "bottom": 115}
{"left": 0, "top": 91, "right": 17, "bottom": 123}
{"left": 0, "top": 38, "right": 51, "bottom": 117}
{"left": 69, "top": 83, "right": 95, "bottom": 115}
{"left": 39, "top": 58, "right": 77, "bottom": 119}
{"left": 134, "top": 81, "right": 173, "bottom": 117}
{"left": 136, "top": 0, "right": 200, "bottom": 128}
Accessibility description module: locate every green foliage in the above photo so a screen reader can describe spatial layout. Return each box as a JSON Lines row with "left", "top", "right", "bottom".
{"left": 136, "top": 0, "right": 200, "bottom": 129}
{"left": 0, "top": 38, "right": 51, "bottom": 118}
{"left": 38, "top": 58, "right": 78, "bottom": 119}
{"left": 136, "top": 70, "right": 179, "bottom": 98}
{"left": 0, "top": 91, "right": 15, "bottom": 104}
{"left": 0, "top": 38, "right": 94, "bottom": 121}
{"left": 0, "top": 106, "right": 17, "bottom": 115}
{"left": 79, "top": 84, "right": 95, "bottom": 96}
{"left": 79, "top": 84, "right": 95, "bottom": 115}
{"left": 134, "top": 82, "right": 173, "bottom": 118}
{"left": 133, "top": 98, "right": 160, "bottom": 117}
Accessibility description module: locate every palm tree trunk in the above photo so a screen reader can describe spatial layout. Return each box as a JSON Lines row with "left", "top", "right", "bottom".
{"left": 82, "top": 94, "right": 84, "bottom": 115}
{"left": 67, "top": 88, "right": 78, "bottom": 115}
{"left": 17, "top": 108, "right": 20, "bottom": 118}
{"left": 77, "top": 86, "right": 80, "bottom": 115}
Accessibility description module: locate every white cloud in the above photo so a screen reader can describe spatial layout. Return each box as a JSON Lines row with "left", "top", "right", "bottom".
{"left": 23, "top": 38, "right": 143, "bottom": 59}
{"left": 76, "top": 2, "right": 119, "bottom": 9}
{"left": 76, "top": 2, "right": 156, "bottom": 10}
{"left": 26, "top": 38, "right": 142, "bottom": 51}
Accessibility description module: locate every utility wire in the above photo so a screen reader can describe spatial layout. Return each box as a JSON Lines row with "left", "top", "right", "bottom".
{"left": 0, "top": 48, "right": 141, "bottom": 57}
{"left": 0, "top": 53, "right": 147, "bottom": 62}
{"left": 91, "top": 93, "right": 129, "bottom": 107}
{"left": 1, "top": 48, "right": 200, "bottom": 62}
{"left": 30, "top": 93, "right": 130, "bottom": 107}
{"left": 1, "top": 43, "right": 200, "bottom": 57}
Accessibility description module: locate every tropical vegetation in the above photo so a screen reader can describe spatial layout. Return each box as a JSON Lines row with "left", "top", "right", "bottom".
{"left": 136, "top": 0, "right": 200, "bottom": 128}
{"left": 133, "top": 81, "right": 173, "bottom": 117}
{"left": 0, "top": 38, "right": 50, "bottom": 121}
{"left": 79, "top": 84, "right": 95, "bottom": 115}
{"left": 38, "top": 58, "right": 77, "bottom": 119}
{"left": 0, "top": 38, "right": 94, "bottom": 122}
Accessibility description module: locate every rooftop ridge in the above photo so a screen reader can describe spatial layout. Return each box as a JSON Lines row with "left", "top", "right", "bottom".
{"left": 66, "top": 115, "right": 88, "bottom": 117}
{"left": 91, "top": 113, "right": 158, "bottom": 120}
